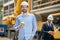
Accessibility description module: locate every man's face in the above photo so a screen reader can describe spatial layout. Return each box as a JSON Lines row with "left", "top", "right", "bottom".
{"left": 21, "top": 5, "right": 28, "bottom": 13}
{"left": 48, "top": 20, "right": 53, "bottom": 23}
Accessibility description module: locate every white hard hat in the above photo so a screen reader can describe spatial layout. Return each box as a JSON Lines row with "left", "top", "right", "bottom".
{"left": 21, "top": 1, "right": 28, "bottom": 6}
{"left": 47, "top": 15, "right": 54, "bottom": 20}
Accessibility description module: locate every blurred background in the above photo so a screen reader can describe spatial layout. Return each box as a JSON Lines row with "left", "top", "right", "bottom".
{"left": 0, "top": 0, "right": 60, "bottom": 40}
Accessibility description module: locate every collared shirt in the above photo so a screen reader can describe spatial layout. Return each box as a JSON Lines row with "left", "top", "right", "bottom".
{"left": 47, "top": 21, "right": 51, "bottom": 26}
{"left": 14, "top": 12, "right": 37, "bottom": 40}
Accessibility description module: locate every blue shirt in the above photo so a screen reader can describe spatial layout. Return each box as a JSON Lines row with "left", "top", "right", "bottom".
{"left": 14, "top": 13, "right": 37, "bottom": 40}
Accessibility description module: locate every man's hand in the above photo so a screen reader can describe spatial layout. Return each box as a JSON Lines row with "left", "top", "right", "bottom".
{"left": 19, "top": 24, "right": 23, "bottom": 28}
{"left": 48, "top": 31, "right": 54, "bottom": 35}
{"left": 17, "top": 24, "right": 23, "bottom": 29}
{"left": 18, "top": 22, "right": 25, "bottom": 28}
{"left": 30, "top": 36, "right": 33, "bottom": 40}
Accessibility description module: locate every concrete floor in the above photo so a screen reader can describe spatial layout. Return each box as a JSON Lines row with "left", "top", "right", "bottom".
{"left": 0, "top": 37, "right": 9, "bottom": 40}
{"left": 0, "top": 36, "right": 37, "bottom": 40}
{"left": 0, "top": 36, "right": 10, "bottom": 40}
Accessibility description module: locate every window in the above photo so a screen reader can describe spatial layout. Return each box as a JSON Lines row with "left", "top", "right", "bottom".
{"left": 4, "top": 0, "right": 8, "bottom": 3}
{"left": 8, "top": 0, "right": 12, "bottom": 1}
{"left": 9, "top": 3, "right": 14, "bottom": 15}
{"left": 4, "top": 6, "right": 8, "bottom": 16}
{"left": 4, "top": 6, "right": 8, "bottom": 10}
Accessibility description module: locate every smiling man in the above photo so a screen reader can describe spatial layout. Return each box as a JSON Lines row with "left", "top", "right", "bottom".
{"left": 14, "top": 1, "right": 37, "bottom": 40}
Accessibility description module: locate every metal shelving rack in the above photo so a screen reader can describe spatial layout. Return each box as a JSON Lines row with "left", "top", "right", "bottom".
{"left": 2, "top": 0, "right": 14, "bottom": 20}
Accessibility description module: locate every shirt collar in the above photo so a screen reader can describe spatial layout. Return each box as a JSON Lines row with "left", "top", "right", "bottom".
{"left": 46, "top": 21, "right": 51, "bottom": 26}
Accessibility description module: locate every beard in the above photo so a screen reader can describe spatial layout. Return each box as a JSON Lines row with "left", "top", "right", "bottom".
{"left": 22, "top": 9, "right": 27, "bottom": 13}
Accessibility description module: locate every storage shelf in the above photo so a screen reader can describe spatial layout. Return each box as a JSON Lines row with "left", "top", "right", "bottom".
{"left": 32, "top": 0, "right": 60, "bottom": 9}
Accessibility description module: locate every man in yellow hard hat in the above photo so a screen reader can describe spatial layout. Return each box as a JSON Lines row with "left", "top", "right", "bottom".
{"left": 14, "top": 1, "right": 37, "bottom": 40}
{"left": 41, "top": 15, "right": 54, "bottom": 40}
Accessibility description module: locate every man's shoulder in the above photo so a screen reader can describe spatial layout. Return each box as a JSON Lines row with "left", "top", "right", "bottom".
{"left": 28, "top": 13, "right": 35, "bottom": 16}
{"left": 16, "top": 14, "right": 22, "bottom": 18}
{"left": 43, "top": 22, "right": 47, "bottom": 26}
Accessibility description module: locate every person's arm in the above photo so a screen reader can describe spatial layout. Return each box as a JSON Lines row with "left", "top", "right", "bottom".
{"left": 14, "top": 17, "right": 20, "bottom": 31}
{"left": 32, "top": 14, "right": 37, "bottom": 37}
{"left": 41, "top": 24, "right": 54, "bottom": 35}
{"left": 41, "top": 24, "right": 49, "bottom": 34}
